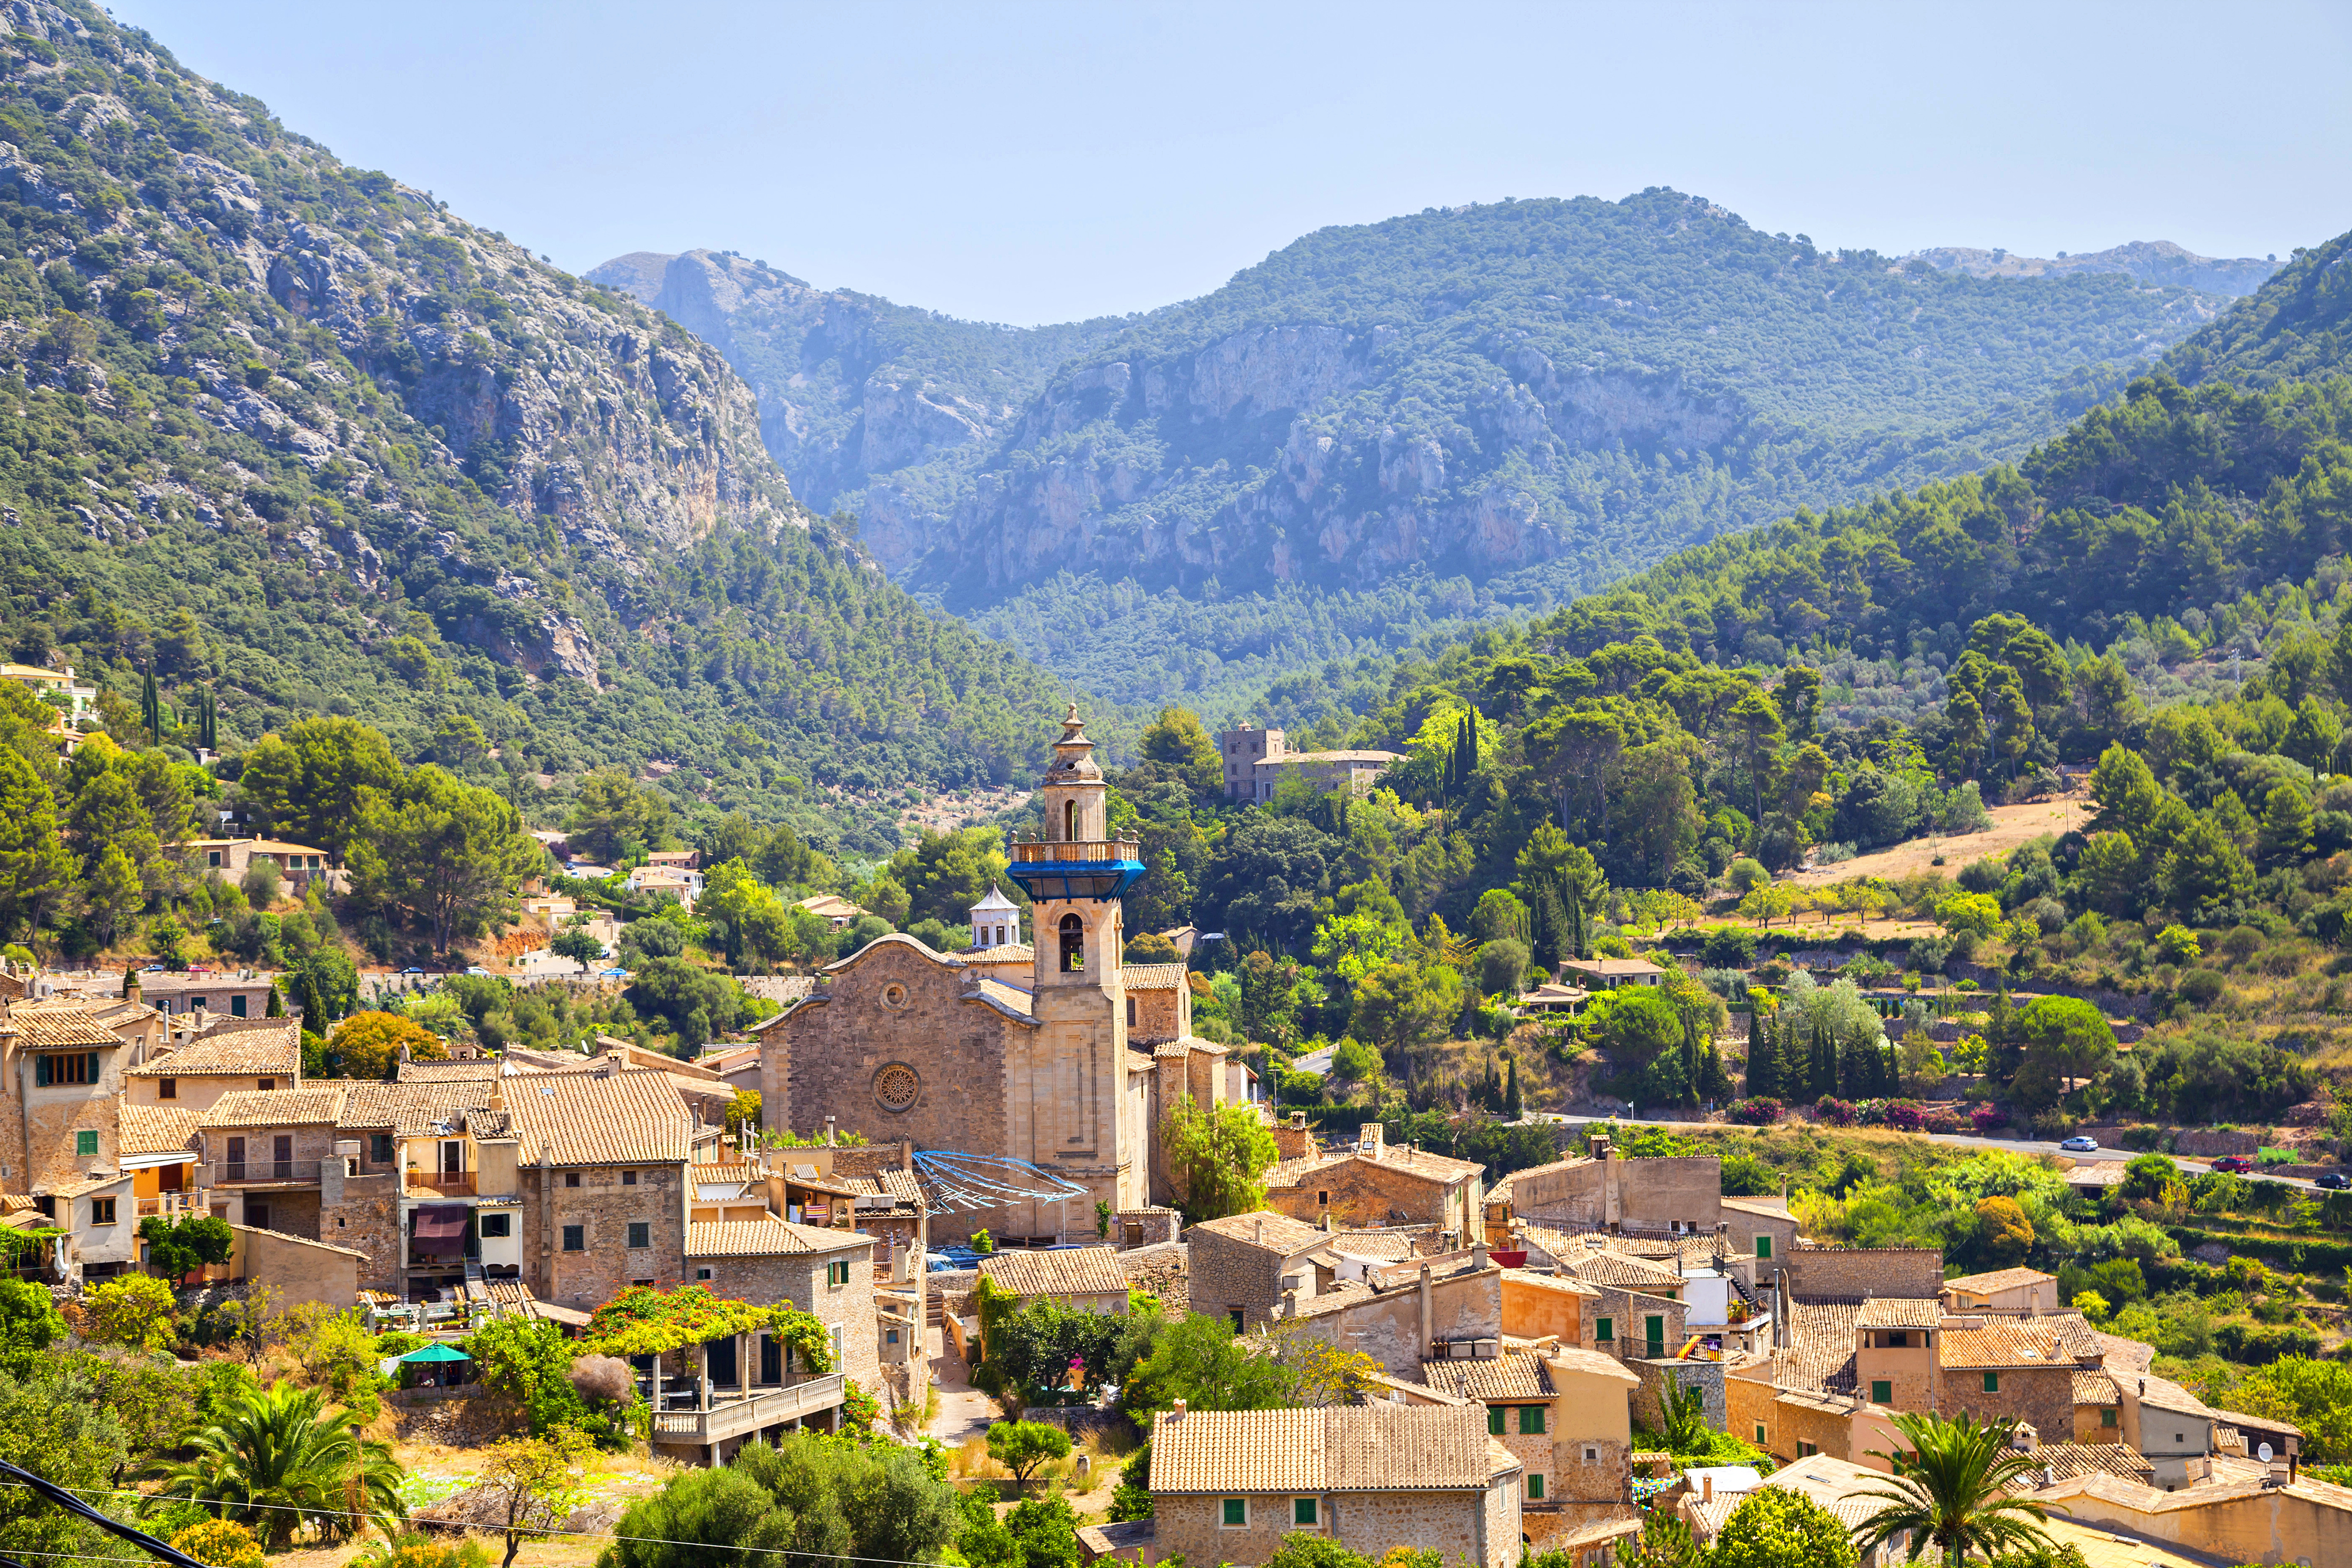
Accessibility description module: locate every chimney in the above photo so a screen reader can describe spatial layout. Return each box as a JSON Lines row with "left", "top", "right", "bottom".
{"left": 1171, "top": 1398, "right": 1186, "bottom": 1418}
{"left": 1255, "top": 1217, "right": 1265, "bottom": 1245}
{"left": 1701, "top": 1475, "right": 1713, "bottom": 1504}
{"left": 825, "top": 1116, "right": 836, "bottom": 1147}
{"left": 1473, "top": 1241, "right": 1489, "bottom": 1270}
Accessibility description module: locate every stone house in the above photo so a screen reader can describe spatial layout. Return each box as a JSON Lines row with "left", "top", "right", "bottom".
{"left": 1498, "top": 1137, "right": 1758, "bottom": 1246}
{"left": 1149, "top": 1404, "right": 1523, "bottom": 1568}
{"left": 1187, "top": 1210, "right": 1329, "bottom": 1330}
{"left": 177, "top": 837, "right": 342, "bottom": 895}
{"left": 1215, "top": 723, "right": 1404, "bottom": 803}
{"left": 1778, "top": 1244, "right": 1946, "bottom": 1300}
{"left": 116, "top": 1101, "right": 201, "bottom": 1231}
{"left": 1, "top": 998, "right": 141, "bottom": 1191}
{"left": 1584, "top": 1282, "right": 1687, "bottom": 1363}
{"left": 1940, "top": 1266, "right": 2060, "bottom": 1315}
{"left": 685, "top": 1218, "right": 879, "bottom": 1393}
{"left": 1287, "top": 1248, "right": 1503, "bottom": 1377}
{"left": 1938, "top": 1315, "right": 2110, "bottom": 1441}
{"left": 975, "top": 1243, "right": 1132, "bottom": 1316}
{"left": 497, "top": 1067, "right": 698, "bottom": 1312}
{"left": 1557, "top": 958, "right": 1665, "bottom": 991}
{"left": 1499, "top": 1268, "right": 1599, "bottom": 1343}
{"left": 2028, "top": 1459, "right": 2352, "bottom": 1564}
{"left": 1263, "top": 1122, "right": 1483, "bottom": 1239}
{"left": 194, "top": 1087, "right": 349, "bottom": 1237}
{"left": 123, "top": 1019, "right": 301, "bottom": 1113}
{"left": 1416, "top": 1345, "right": 1642, "bottom": 1538}
{"left": 2122, "top": 1372, "right": 2223, "bottom": 1487}
{"left": 135, "top": 973, "right": 283, "bottom": 1023}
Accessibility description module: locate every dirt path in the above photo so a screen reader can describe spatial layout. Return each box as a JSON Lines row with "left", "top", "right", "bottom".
{"left": 1788, "top": 792, "right": 2094, "bottom": 887}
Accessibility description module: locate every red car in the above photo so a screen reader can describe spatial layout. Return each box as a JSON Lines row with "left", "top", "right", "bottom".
{"left": 2210, "top": 1155, "right": 2256, "bottom": 1174}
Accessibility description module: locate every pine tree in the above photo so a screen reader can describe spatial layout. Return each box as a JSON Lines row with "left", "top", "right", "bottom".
{"left": 0, "top": 747, "right": 72, "bottom": 931}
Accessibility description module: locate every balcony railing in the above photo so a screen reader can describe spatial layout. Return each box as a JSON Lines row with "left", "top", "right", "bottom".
{"left": 1007, "top": 839, "right": 1144, "bottom": 901}
{"left": 407, "top": 1170, "right": 477, "bottom": 1195}
{"left": 135, "top": 1192, "right": 204, "bottom": 1218}
{"left": 649, "top": 1374, "right": 848, "bottom": 1445}
{"left": 219, "top": 1159, "right": 322, "bottom": 1185}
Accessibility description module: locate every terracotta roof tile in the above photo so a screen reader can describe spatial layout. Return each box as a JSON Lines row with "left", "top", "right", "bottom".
{"left": 502, "top": 1068, "right": 691, "bottom": 1166}
{"left": 1559, "top": 1250, "right": 1685, "bottom": 1289}
{"left": 686, "top": 1219, "right": 864, "bottom": 1258}
{"left": 1942, "top": 1266, "right": 2057, "bottom": 1296}
{"left": 1189, "top": 1211, "right": 1327, "bottom": 1255}
{"left": 1939, "top": 1320, "right": 2090, "bottom": 1369}
{"left": 2020, "top": 1442, "right": 2151, "bottom": 1486}
{"left": 1856, "top": 1297, "right": 1943, "bottom": 1329}
{"left": 1753, "top": 1300, "right": 1864, "bottom": 1394}
{"left": 975, "top": 1244, "right": 1130, "bottom": 1298}
{"left": 394, "top": 1059, "right": 503, "bottom": 1082}
{"left": 129, "top": 1025, "right": 300, "bottom": 1077}
{"left": 1152, "top": 1406, "right": 1499, "bottom": 1493}
{"left": 198, "top": 1088, "right": 346, "bottom": 1128}
{"left": 1120, "top": 964, "right": 1186, "bottom": 990}
{"left": 970, "top": 977, "right": 1034, "bottom": 1018}
{"left": 5, "top": 1000, "right": 121, "bottom": 1049}
{"left": 1418, "top": 1352, "right": 1554, "bottom": 1401}
{"left": 337, "top": 1080, "right": 496, "bottom": 1132}
{"left": 2071, "top": 1369, "right": 2120, "bottom": 1406}
{"left": 117, "top": 1102, "right": 198, "bottom": 1156}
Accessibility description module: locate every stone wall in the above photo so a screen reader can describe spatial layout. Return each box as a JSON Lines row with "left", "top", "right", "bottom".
{"left": 1188, "top": 1226, "right": 1295, "bottom": 1330}
{"left": 1614, "top": 1158, "right": 1724, "bottom": 1233}
{"left": 1779, "top": 1246, "right": 1945, "bottom": 1301}
{"left": 1945, "top": 1364, "right": 2075, "bottom": 1443}
{"left": 1724, "top": 1367, "right": 1778, "bottom": 1452}
{"left": 1298, "top": 1266, "right": 1502, "bottom": 1377}
{"left": 1267, "top": 1156, "right": 1461, "bottom": 1234}
{"left": 1114, "top": 1207, "right": 1180, "bottom": 1247}
{"left": 525, "top": 1161, "right": 688, "bottom": 1311}
{"left": 1588, "top": 1286, "right": 1685, "bottom": 1361}
{"left": 318, "top": 1170, "right": 400, "bottom": 1289}
{"left": 689, "top": 1246, "right": 881, "bottom": 1393}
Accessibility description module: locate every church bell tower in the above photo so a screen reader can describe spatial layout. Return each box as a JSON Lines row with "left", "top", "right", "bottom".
{"left": 1004, "top": 706, "right": 1147, "bottom": 1223}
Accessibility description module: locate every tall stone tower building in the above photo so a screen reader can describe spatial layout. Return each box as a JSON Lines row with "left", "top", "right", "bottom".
{"left": 757, "top": 707, "right": 1160, "bottom": 1243}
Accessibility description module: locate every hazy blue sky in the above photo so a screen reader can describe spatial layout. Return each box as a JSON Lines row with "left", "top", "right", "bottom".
{"left": 108, "top": 0, "right": 2352, "bottom": 326}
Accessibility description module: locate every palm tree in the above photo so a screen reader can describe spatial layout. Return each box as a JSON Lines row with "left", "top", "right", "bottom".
{"left": 1852, "top": 1409, "right": 2060, "bottom": 1568}
{"left": 143, "top": 1381, "right": 406, "bottom": 1548}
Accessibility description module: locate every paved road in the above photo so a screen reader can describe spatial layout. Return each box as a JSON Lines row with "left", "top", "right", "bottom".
{"left": 1525, "top": 1113, "right": 2334, "bottom": 1193}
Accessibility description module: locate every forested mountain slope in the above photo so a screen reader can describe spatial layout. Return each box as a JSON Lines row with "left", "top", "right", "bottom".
{"left": 616, "top": 193, "right": 2233, "bottom": 715}
{"left": 1911, "top": 239, "right": 2279, "bottom": 295}
{"left": 2166, "top": 227, "right": 2352, "bottom": 390}
{"left": 0, "top": 1, "right": 1074, "bottom": 856}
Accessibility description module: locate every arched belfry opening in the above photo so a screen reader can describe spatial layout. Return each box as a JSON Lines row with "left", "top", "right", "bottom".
{"left": 1059, "top": 912, "right": 1085, "bottom": 972}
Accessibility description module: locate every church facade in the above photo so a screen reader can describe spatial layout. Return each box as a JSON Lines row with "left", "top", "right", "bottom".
{"left": 758, "top": 709, "right": 1242, "bottom": 1243}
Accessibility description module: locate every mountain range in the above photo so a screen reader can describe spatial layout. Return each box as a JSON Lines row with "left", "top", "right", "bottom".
{"left": 0, "top": 0, "right": 1076, "bottom": 855}
{"left": 594, "top": 212, "right": 2275, "bottom": 718}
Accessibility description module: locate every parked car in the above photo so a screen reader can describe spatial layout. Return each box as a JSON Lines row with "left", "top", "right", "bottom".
{"left": 2058, "top": 1135, "right": 2100, "bottom": 1152}
{"left": 2211, "top": 1155, "right": 2256, "bottom": 1174}
{"left": 2315, "top": 1172, "right": 2347, "bottom": 1189}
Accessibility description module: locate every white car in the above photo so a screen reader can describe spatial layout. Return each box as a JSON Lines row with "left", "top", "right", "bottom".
{"left": 2058, "top": 1135, "right": 2100, "bottom": 1152}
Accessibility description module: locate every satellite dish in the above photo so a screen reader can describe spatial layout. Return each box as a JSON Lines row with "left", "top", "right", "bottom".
{"left": 2258, "top": 1442, "right": 2274, "bottom": 1464}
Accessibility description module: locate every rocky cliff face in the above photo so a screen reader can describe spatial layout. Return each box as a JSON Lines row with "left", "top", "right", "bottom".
{"left": 609, "top": 195, "right": 2241, "bottom": 677}
{"left": 0, "top": 0, "right": 1072, "bottom": 825}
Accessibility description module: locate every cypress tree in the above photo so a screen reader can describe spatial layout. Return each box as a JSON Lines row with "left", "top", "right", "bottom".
{"left": 1504, "top": 1057, "right": 1522, "bottom": 1117}
{"left": 1746, "top": 1012, "right": 1778, "bottom": 1099}
{"left": 265, "top": 980, "right": 284, "bottom": 1019}
{"left": 140, "top": 668, "right": 160, "bottom": 741}
{"left": 1810, "top": 1022, "right": 1836, "bottom": 1102}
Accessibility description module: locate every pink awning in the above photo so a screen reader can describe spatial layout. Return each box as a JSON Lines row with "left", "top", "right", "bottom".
{"left": 413, "top": 1205, "right": 469, "bottom": 1242}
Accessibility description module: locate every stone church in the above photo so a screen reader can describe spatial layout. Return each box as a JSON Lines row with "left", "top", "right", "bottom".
{"left": 757, "top": 709, "right": 1248, "bottom": 1243}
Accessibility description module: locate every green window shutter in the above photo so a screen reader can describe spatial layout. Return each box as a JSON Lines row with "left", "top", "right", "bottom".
{"left": 1645, "top": 1315, "right": 1665, "bottom": 1353}
{"left": 76, "top": 1130, "right": 98, "bottom": 1157}
{"left": 1293, "top": 1498, "right": 1318, "bottom": 1527}
{"left": 1755, "top": 1424, "right": 1767, "bottom": 1444}
{"left": 1489, "top": 1405, "right": 1506, "bottom": 1436}
{"left": 1223, "top": 1499, "right": 1246, "bottom": 1527}
{"left": 1521, "top": 1406, "right": 1545, "bottom": 1435}
{"left": 1596, "top": 1317, "right": 1613, "bottom": 1342}
{"left": 1870, "top": 1380, "right": 1891, "bottom": 1405}
{"left": 2102, "top": 1408, "right": 2118, "bottom": 1428}
{"left": 1756, "top": 1235, "right": 1772, "bottom": 1259}
{"left": 1983, "top": 1371, "right": 1999, "bottom": 1393}
{"left": 1527, "top": 1474, "right": 1544, "bottom": 1499}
